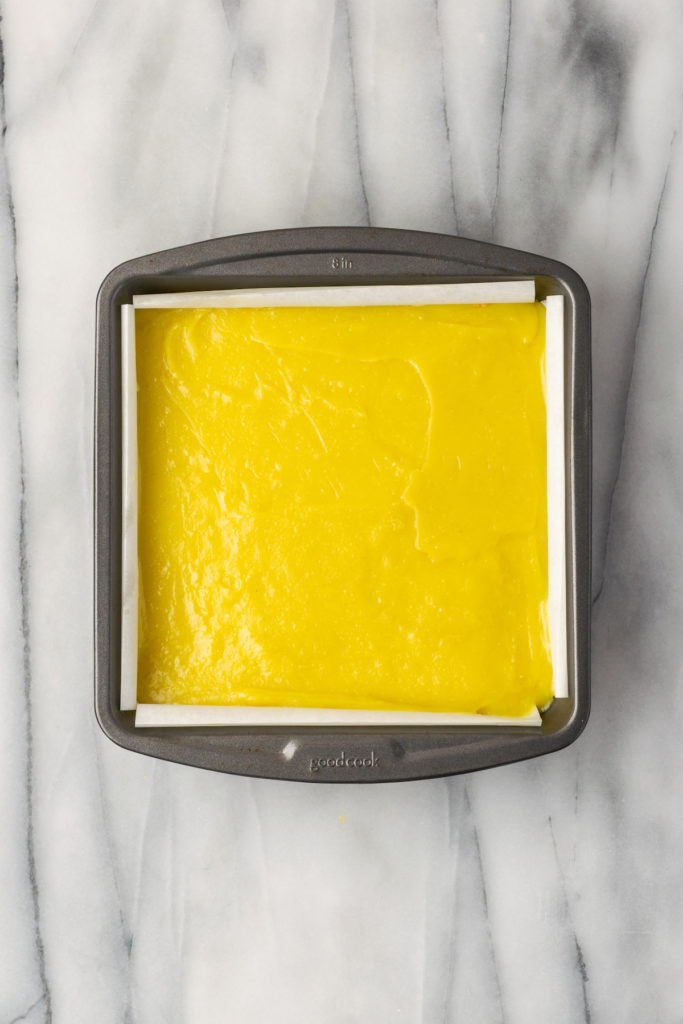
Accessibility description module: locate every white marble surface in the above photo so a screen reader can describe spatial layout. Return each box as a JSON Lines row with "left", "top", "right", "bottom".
{"left": 2, "top": 0, "right": 683, "bottom": 1020}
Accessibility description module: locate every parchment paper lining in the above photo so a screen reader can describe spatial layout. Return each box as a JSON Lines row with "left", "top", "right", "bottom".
{"left": 120, "top": 281, "right": 565, "bottom": 726}
{"left": 134, "top": 705, "right": 542, "bottom": 727}
{"left": 132, "top": 280, "right": 535, "bottom": 309}
{"left": 120, "top": 306, "right": 138, "bottom": 711}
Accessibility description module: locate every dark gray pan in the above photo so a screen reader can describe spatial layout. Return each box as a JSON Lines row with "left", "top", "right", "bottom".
{"left": 95, "top": 227, "right": 591, "bottom": 782}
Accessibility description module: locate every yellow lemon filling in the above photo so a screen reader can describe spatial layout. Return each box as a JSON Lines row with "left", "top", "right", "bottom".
{"left": 135, "top": 302, "right": 552, "bottom": 717}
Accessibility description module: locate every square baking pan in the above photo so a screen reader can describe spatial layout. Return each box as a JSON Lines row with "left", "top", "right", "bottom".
{"left": 95, "top": 227, "right": 591, "bottom": 782}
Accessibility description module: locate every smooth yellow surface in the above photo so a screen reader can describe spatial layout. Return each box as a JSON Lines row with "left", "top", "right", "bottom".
{"left": 136, "top": 303, "right": 553, "bottom": 716}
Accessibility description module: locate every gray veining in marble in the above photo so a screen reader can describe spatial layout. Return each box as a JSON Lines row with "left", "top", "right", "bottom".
{"left": 2, "top": 0, "right": 683, "bottom": 1021}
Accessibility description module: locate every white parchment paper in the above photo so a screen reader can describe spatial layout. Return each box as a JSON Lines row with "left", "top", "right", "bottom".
{"left": 544, "top": 295, "right": 568, "bottom": 698}
{"left": 134, "top": 705, "right": 542, "bottom": 727}
{"left": 121, "top": 280, "right": 564, "bottom": 726}
{"left": 133, "top": 280, "right": 535, "bottom": 309}
{"left": 120, "top": 306, "right": 138, "bottom": 711}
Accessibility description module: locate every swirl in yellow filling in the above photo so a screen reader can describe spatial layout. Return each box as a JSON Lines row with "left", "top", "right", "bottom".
{"left": 136, "top": 302, "right": 552, "bottom": 716}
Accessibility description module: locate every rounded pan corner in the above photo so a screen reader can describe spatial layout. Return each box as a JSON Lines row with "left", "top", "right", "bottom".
{"left": 93, "top": 689, "right": 133, "bottom": 752}
{"left": 541, "top": 695, "right": 592, "bottom": 760}
{"left": 96, "top": 257, "right": 138, "bottom": 315}
{"left": 543, "top": 257, "right": 592, "bottom": 311}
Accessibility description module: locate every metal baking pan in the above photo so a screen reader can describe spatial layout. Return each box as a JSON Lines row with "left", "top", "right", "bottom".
{"left": 94, "top": 227, "right": 591, "bottom": 782}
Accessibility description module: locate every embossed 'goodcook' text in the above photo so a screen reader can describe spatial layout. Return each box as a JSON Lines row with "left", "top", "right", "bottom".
{"left": 310, "top": 751, "right": 379, "bottom": 773}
